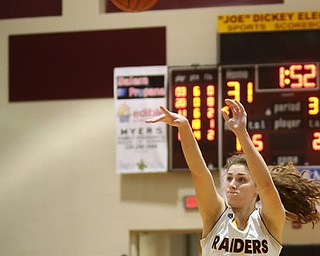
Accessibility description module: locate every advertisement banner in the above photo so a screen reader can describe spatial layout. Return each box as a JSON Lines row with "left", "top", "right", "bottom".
{"left": 297, "top": 166, "right": 320, "bottom": 181}
{"left": 114, "top": 66, "right": 168, "bottom": 173}
{"left": 218, "top": 11, "right": 320, "bottom": 33}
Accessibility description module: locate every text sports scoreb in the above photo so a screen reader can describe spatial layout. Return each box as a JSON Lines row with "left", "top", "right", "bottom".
{"left": 169, "top": 63, "right": 320, "bottom": 171}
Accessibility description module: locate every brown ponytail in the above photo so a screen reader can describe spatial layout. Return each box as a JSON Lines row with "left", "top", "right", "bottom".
{"left": 270, "top": 163, "right": 320, "bottom": 227}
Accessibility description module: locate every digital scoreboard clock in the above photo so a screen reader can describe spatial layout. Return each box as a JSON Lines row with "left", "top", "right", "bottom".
{"left": 169, "top": 63, "right": 320, "bottom": 171}
{"left": 169, "top": 66, "right": 219, "bottom": 171}
{"left": 221, "top": 62, "right": 320, "bottom": 167}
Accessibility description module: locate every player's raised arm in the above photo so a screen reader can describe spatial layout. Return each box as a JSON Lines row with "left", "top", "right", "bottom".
{"left": 221, "top": 99, "right": 286, "bottom": 242}
{"left": 146, "top": 106, "right": 225, "bottom": 237}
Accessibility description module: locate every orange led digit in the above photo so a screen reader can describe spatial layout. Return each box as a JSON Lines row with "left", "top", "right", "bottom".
{"left": 207, "top": 129, "right": 215, "bottom": 141}
{"left": 312, "top": 132, "right": 320, "bottom": 150}
{"left": 279, "top": 66, "right": 285, "bottom": 88}
{"left": 290, "top": 65, "right": 303, "bottom": 88}
{"left": 209, "top": 119, "right": 215, "bottom": 129}
{"left": 308, "top": 97, "right": 319, "bottom": 115}
{"left": 193, "top": 97, "right": 201, "bottom": 108}
{"left": 175, "top": 98, "right": 187, "bottom": 109}
{"left": 178, "top": 109, "right": 187, "bottom": 117}
{"left": 207, "top": 108, "right": 214, "bottom": 119}
{"left": 193, "top": 108, "right": 201, "bottom": 119}
{"left": 207, "top": 96, "right": 215, "bottom": 107}
{"left": 207, "top": 85, "right": 215, "bottom": 96}
{"left": 236, "top": 137, "right": 241, "bottom": 152}
{"left": 279, "top": 67, "right": 292, "bottom": 88}
{"left": 193, "top": 130, "right": 201, "bottom": 140}
{"left": 227, "top": 81, "right": 240, "bottom": 100}
{"left": 252, "top": 134, "right": 264, "bottom": 152}
{"left": 222, "top": 106, "right": 230, "bottom": 116}
{"left": 193, "top": 85, "right": 201, "bottom": 97}
{"left": 175, "top": 86, "right": 187, "bottom": 97}
{"left": 247, "top": 82, "right": 253, "bottom": 103}
{"left": 192, "top": 119, "right": 201, "bottom": 130}
{"left": 303, "top": 64, "right": 317, "bottom": 88}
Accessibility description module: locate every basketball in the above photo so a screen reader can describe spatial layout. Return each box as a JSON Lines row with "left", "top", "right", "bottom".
{"left": 110, "top": 0, "right": 159, "bottom": 12}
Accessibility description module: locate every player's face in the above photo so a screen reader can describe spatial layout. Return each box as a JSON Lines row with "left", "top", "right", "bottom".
{"left": 223, "top": 164, "right": 258, "bottom": 208}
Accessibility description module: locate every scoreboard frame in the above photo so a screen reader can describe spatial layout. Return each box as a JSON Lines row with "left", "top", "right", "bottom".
{"left": 169, "top": 62, "right": 320, "bottom": 171}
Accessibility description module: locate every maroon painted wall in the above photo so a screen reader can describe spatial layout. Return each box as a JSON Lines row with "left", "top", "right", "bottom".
{"left": 0, "top": 0, "right": 62, "bottom": 19}
{"left": 106, "top": 0, "right": 283, "bottom": 12}
{"left": 9, "top": 27, "right": 166, "bottom": 101}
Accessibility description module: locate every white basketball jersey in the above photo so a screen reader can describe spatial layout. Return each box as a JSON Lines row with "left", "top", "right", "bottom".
{"left": 200, "top": 207, "right": 282, "bottom": 256}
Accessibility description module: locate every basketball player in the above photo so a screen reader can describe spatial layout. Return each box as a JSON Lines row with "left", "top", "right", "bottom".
{"left": 145, "top": 99, "right": 320, "bottom": 255}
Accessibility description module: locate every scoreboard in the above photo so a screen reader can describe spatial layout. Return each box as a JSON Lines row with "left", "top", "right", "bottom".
{"left": 169, "top": 66, "right": 219, "bottom": 171}
{"left": 221, "top": 62, "right": 320, "bottom": 167}
{"left": 169, "top": 63, "right": 320, "bottom": 171}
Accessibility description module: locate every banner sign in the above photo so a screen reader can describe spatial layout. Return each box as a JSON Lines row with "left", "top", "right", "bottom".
{"left": 217, "top": 11, "right": 320, "bottom": 33}
{"left": 114, "top": 66, "right": 168, "bottom": 173}
{"left": 297, "top": 166, "right": 320, "bottom": 181}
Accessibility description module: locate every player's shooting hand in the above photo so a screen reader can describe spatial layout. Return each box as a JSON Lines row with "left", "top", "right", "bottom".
{"left": 145, "top": 106, "right": 188, "bottom": 128}
{"left": 221, "top": 99, "right": 247, "bottom": 134}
